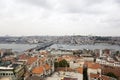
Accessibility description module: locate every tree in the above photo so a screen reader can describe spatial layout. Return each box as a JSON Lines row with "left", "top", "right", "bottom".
{"left": 54, "top": 62, "right": 59, "bottom": 68}
{"left": 59, "top": 59, "right": 69, "bottom": 67}
{"left": 105, "top": 72, "right": 118, "bottom": 79}
{"left": 115, "top": 51, "right": 120, "bottom": 56}
{"left": 54, "top": 59, "right": 69, "bottom": 68}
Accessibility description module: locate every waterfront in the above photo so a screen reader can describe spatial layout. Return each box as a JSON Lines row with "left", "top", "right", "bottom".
{"left": 0, "top": 43, "right": 120, "bottom": 80}
{"left": 0, "top": 43, "right": 37, "bottom": 52}
{"left": 0, "top": 43, "right": 120, "bottom": 52}
{"left": 49, "top": 43, "right": 120, "bottom": 51}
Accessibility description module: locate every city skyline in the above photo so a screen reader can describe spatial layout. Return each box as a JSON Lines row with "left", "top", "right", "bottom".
{"left": 0, "top": 0, "right": 120, "bottom": 36}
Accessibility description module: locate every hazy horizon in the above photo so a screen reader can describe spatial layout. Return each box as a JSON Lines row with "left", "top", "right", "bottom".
{"left": 0, "top": 34, "right": 120, "bottom": 37}
{"left": 0, "top": 0, "right": 120, "bottom": 36}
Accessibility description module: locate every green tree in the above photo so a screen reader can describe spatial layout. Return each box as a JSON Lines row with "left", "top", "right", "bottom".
{"left": 54, "top": 59, "right": 69, "bottom": 68}
{"left": 115, "top": 51, "right": 120, "bottom": 56}
{"left": 105, "top": 72, "right": 118, "bottom": 79}
{"left": 59, "top": 59, "right": 69, "bottom": 67}
{"left": 54, "top": 62, "right": 59, "bottom": 68}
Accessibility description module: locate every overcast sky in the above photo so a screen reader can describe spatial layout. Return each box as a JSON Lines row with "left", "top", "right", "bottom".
{"left": 0, "top": 0, "right": 120, "bottom": 36}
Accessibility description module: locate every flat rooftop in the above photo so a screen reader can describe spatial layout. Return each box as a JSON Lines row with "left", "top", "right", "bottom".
{"left": 0, "top": 61, "right": 11, "bottom": 67}
{"left": 0, "top": 62, "right": 24, "bottom": 70}
{"left": 46, "top": 71, "right": 82, "bottom": 80}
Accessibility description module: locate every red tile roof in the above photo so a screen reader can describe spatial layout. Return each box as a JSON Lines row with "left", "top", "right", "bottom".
{"left": 27, "top": 57, "right": 37, "bottom": 65}
{"left": 90, "top": 73, "right": 100, "bottom": 78}
{"left": 32, "top": 66, "right": 44, "bottom": 74}
{"left": 76, "top": 67, "right": 83, "bottom": 74}
{"left": 58, "top": 57, "right": 63, "bottom": 62}
{"left": 18, "top": 54, "right": 29, "bottom": 59}
{"left": 44, "top": 64, "right": 51, "bottom": 70}
{"left": 85, "top": 62, "right": 101, "bottom": 69}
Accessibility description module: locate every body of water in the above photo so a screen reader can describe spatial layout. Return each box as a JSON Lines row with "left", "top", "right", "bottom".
{"left": 0, "top": 43, "right": 37, "bottom": 52}
{"left": 49, "top": 44, "right": 120, "bottom": 51}
{"left": 0, "top": 43, "right": 120, "bottom": 52}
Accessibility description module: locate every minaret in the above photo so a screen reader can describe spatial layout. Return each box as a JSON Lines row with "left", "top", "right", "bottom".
{"left": 100, "top": 49, "right": 102, "bottom": 57}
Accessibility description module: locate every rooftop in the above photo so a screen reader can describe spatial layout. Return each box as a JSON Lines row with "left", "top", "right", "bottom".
{"left": 18, "top": 54, "right": 29, "bottom": 60}
{"left": 44, "top": 64, "right": 51, "bottom": 71}
{"left": 75, "top": 67, "right": 83, "bottom": 74}
{"left": 46, "top": 72, "right": 82, "bottom": 80}
{"left": 85, "top": 62, "right": 101, "bottom": 69}
{"left": 26, "top": 76, "right": 43, "bottom": 80}
{"left": 90, "top": 73, "right": 110, "bottom": 80}
{"left": 27, "top": 57, "right": 37, "bottom": 65}
{"left": 32, "top": 66, "right": 44, "bottom": 74}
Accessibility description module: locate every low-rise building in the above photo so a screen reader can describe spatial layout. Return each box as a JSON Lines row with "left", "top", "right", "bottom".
{"left": 70, "top": 60, "right": 84, "bottom": 69}
{"left": 32, "top": 66, "right": 44, "bottom": 77}
{"left": 50, "top": 50, "right": 73, "bottom": 55}
{"left": 26, "top": 57, "right": 38, "bottom": 71}
{"left": 46, "top": 71, "right": 83, "bottom": 80}
{"left": 90, "top": 73, "right": 117, "bottom": 80}
{"left": 96, "top": 58, "right": 120, "bottom": 67}
{"left": 85, "top": 62, "right": 101, "bottom": 80}
{"left": 0, "top": 61, "right": 25, "bottom": 80}
{"left": 102, "top": 65, "right": 120, "bottom": 80}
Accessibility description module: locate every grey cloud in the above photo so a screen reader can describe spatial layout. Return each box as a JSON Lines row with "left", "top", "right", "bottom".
{"left": 108, "top": 18, "right": 120, "bottom": 23}
{"left": 0, "top": 0, "right": 120, "bottom": 36}
{"left": 99, "top": 14, "right": 120, "bottom": 29}
{"left": 16, "top": 0, "right": 106, "bottom": 14}
{"left": 56, "top": 0, "right": 105, "bottom": 14}
{"left": 105, "top": 18, "right": 120, "bottom": 28}
{"left": 17, "top": 0, "right": 52, "bottom": 9}
{"left": 55, "top": 0, "right": 120, "bottom": 17}
{"left": 19, "top": 0, "right": 46, "bottom": 6}
{"left": 115, "top": 0, "right": 120, "bottom": 3}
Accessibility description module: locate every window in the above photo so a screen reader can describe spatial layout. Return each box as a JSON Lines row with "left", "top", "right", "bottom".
{"left": 3, "top": 73, "right": 5, "bottom": 76}
{"left": 6, "top": 73, "right": 8, "bottom": 75}
{"left": 11, "top": 73, "right": 13, "bottom": 75}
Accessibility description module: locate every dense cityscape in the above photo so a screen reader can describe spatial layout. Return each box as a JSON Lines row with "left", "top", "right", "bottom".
{"left": 0, "top": 36, "right": 120, "bottom": 45}
{"left": 0, "top": 36, "right": 120, "bottom": 80}
{"left": 1, "top": 0, "right": 120, "bottom": 80}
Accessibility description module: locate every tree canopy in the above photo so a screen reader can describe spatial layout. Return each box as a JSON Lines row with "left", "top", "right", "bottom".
{"left": 54, "top": 59, "right": 69, "bottom": 68}
{"left": 105, "top": 72, "right": 118, "bottom": 79}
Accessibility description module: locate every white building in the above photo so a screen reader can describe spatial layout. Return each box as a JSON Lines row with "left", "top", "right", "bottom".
{"left": 70, "top": 61, "right": 84, "bottom": 69}
{"left": 86, "top": 62, "right": 101, "bottom": 80}
{"left": 96, "top": 58, "right": 120, "bottom": 67}
{"left": 50, "top": 50, "right": 73, "bottom": 55}
{"left": 46, "top": 71, "right": 83, "bottom": 80}
{"left": 0, "top": 62, "right": 25, "bottom": 80}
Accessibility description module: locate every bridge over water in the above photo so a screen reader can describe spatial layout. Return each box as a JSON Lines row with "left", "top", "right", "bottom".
{"left": 28, "top": 42, "right": 54, "bottom": 51}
